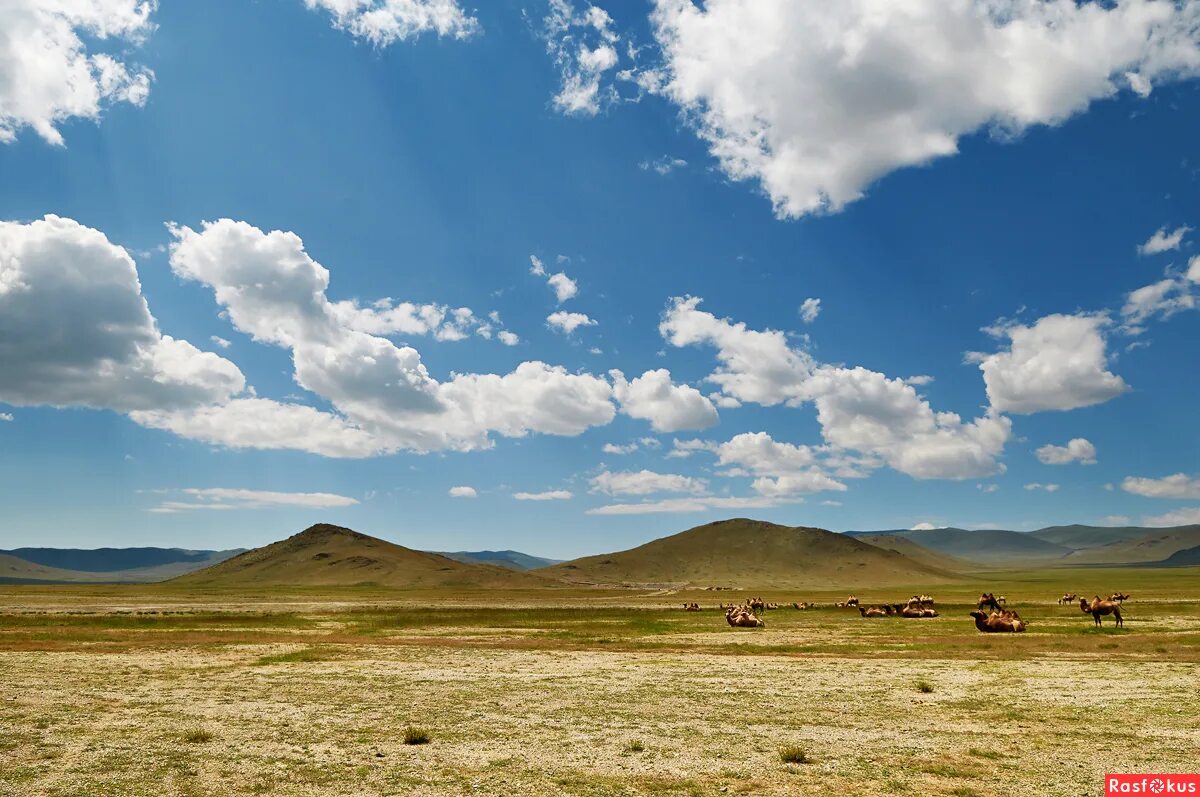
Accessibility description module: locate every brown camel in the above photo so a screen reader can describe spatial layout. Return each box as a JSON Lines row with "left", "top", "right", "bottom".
{"left": 684, "top": 603, "right": 701, "bottom": 612}
{"left": 900, "top": 605, "right": 938, "bottom": 618}
{"left": 791, "top": 602, "right": 810, "bottom": 610}
{"left": 1057, "top": 592, "right": 1078, "bottom": 605}
{"left": 748, "top": 597, "right": 766, "bottom": 612}
{"left": 1109, "top": 592, "right": 1130, "bottom": 603}
{"left": 1081, "top": 596, "right": 1123, "bottom": 628}
{"left": 969, "top": 610, "right": 1026, "bottom": 633}
{"left": 977, "top": 593, "right": 1002, "bottom": 612}
{"left": 725, "top": 605, "right": 765, "bottom": 628}
{"left": 858, "top": 606, "right": 887, "bottom": 618}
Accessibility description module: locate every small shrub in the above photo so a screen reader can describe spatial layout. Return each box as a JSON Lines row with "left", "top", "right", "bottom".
{"left": 950, "top": 788, "right": 982, "bottom": 797}
{"left": 624, "top": 740, "right": 645, "bottom": 753}
{"left": 778, "top": 745, "right": 810, "bottom": 764}
{"left": 967, "top": 747, "right": 1001, "bottom": 760}
{"left": 402, "top": 726, "right": 430, "bottom": 745}
{"left": 183, "top": 728, "right": 214, "bottom": 744}
{"left": 915, "top": 679, "right": 935, "bottom": 694}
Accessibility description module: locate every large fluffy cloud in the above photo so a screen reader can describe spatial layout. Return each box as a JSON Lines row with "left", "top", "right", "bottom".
{"left": 609, "top": 368, "right": 718, "bottom": 433}
{"left": 646, "top": 0, "right": 1200, "bottom": 218}
{"left": 303, "top": 0, "right": 478, "bottom": 46}
{"left": 659, "top": 297, "right": 814, "bottom": 406}
{"left": 167, "top": 219, "right": 617, "bottom": 453}
{"left": 804, "top": 366, "right": 1010, "bottom": 480}
{"left": 0, "top": 0, "right": 154, "bottom": 145}
{"left": 661, "top": 297, "right": 1010, "bottom": 479}
{"left": 969, "top": 313, "right": 1128, "bottom": 413}
{"left": 0, "top": 215, "right": 244, "bottom": 412}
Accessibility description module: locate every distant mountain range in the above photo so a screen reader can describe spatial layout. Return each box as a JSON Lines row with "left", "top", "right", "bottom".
{"left": 2, "top": 520, "right": 1198, "bottom": 586}
{"left": 435, "top": 550, "right": 563, "bottom": 571}
{"left": 0, "top": 547, "right": 243, "bottom": 584}
{"left": 845, "top": 524, "right": 1200, "bottom": 567}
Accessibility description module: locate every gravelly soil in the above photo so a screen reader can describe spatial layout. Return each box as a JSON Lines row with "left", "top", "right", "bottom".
{"left": 3, "top": 638, "right": 1198, "bottom": 797}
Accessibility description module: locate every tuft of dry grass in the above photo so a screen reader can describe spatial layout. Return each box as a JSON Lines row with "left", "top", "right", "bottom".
{"left": 778, "top": 745, "right": 810, "bottom": 764}
{"left": 402, "top": 726, "right": 430, "bottom": 745}
{"left": 183, "top": 728, "right": 214, "bottom": 744}
{"left": 915, "top": 679, "right": 935, "bottom": 693}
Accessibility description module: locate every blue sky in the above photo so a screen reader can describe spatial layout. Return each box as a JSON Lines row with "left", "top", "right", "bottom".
{"left": 1, "top": 0, "right": 1199, "bottom": 556}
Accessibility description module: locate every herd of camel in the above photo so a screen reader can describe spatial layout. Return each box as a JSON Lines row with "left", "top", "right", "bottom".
{"left": 698, "top": 590, "right": 1130, "bottom": 632}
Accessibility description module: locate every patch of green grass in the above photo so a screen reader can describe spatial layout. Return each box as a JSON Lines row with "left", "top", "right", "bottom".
{"left": 778, "top": 745, "right": 810, "bottom": 764}
{"left": 624, "top": 739, "right": 645, "bottom": 753}
{"left": 182, "top": 728, "right": 214, "bottom": 744}
{"left": 967, "top": 747, "right": 1002, "bottom": 760}
{"left": 915, "top": 679, "right": 935, "bottom": 693}
{"left": 251, "top": 647, "right": 337, "bottom": 666}
{"left": 917, "top": 762, "right": 978, "bottom": 779}
{"left": 402, "top": 726, "right": 430, "bottom": 745}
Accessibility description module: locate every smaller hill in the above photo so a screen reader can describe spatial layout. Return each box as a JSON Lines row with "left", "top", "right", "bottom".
{"left": 173, "top": 524, "right": 549, "bottom": 588}
{"left": 541, "top": 518, "right": 961, "bottom": 588}
{"left": 435, "top": 550, "right": 563, "bottom": 571}
{"left": 854, "top": 533, "right": 983, "bottom": 572}
{"left": 1058, "top": 526, "right": 1200, "bottom": 565}
{"left": 0, "top": 553, "right": 101, "bottom": 584}
{"left": 848, "top": 528, "right": 1071, "bottom": 565}
{"left": 1028, "top": 525, "right": 1158, "bottom": 550}
{"left": 1, "top": 546, "right": 241, "bottom": 573}
{"left": 1150, "top": 544, "right": 1200, "bottom": 567}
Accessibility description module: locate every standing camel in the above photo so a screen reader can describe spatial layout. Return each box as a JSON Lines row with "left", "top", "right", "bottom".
{"left": 1080, "top": 596, "right": 1124, "bottom": 628}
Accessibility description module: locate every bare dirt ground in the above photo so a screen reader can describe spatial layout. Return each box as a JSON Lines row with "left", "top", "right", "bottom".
{"left": 2, "top": 578, "right": 1198, "bottom": 796}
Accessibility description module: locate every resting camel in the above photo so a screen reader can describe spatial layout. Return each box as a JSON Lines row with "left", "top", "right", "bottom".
{"left": 970, "top": 610, "right": 1026, "bottom": 633}
{"left": 683, "top": 602, "right": 701, "bottom": 612}
{"left": 901, "top": 605, "right": 939, "bottom": 618}
{"left": 1057, "top": 592, "right": 1078, "bottom": 605}
{"left": 858, "top": 605, "right": 887, "bottom": 618}
{"left": 1081, "top": 596, "right": 1123, "bottom": 628}
{"left": 1109, "top": 592, "right": 1130, "bottom": 603}
{"left": 725, "top": 605, "right": 765, "bottom": 628}
{"left": 977, "top": 593, "right": 1002, "bottom": 612}
{"left": 748, "top": 597, "right": 766, "bottom": 613}
{"left": 791, "top": 602, "right": 810, "bottom": 610}
{"left": 835, "top": 595, "right": 860, "bottom": 608}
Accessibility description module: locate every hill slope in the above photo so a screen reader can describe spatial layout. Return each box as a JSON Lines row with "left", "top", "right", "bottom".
{"left": 1057, "top": 526, "right": 1200, "bottom": 565}
{"left": 173, "top": 524, "right": 550, "bottom": 588}
{"left": 1, "top": 546, "right": 242, "bottom": 573}
{"left": 848, "top": 528, "right": 1072, "bottom": 565}
{"left": 1151, "top": 544, "right": 1200, "bottom": 567}
{"left": 541, "top": 519, "right": 961, "bottom": 588}
{"left": 853, "top": 533, "right": 983, "bottom": 572}
{"left": 435, "top": 550, "right": 563, "bottom": 570}
{"left": 1027, "top": 525, "right": 1153, "bottom": 550}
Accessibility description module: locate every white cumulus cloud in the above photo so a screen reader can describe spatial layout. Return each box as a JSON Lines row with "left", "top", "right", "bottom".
{"left": 546, "top": 310, "right": 596, "bottom": 334}
{"left": 148, "top": 487, "right": 359, "bottom": 513}
{"left": 541, "top": 0, "right": 623, "bottom": 116}
{"left": 448, "top": 485, "right": 477, "bottom": 498}
{"left": 646, "top": 0, "right": 1200, "bottom": 219}
{"left": 970, "top": 313, "right": 1128, "bottom": 413}
{"left": 1122, "top": 473, "right": 1200, "bottom": 500}
{"left": 0, "top": 0, "right": 155, "bottom": 146}
{"left": 303, "top": 0, "right": 478, "bottom": 46}
{"left": 1138, "top": 225, "right": 1190, "bottom": 255}
{"left": 609, "top": 368, "right": 718, "bottom": 433}
{"left": 1035, "top": 437, "right": 1097, "bottom": 465}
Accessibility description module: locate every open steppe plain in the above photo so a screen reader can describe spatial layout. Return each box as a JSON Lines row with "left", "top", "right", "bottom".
{"left": 2, "top": 569, "right": 1199, "bottom": 797}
